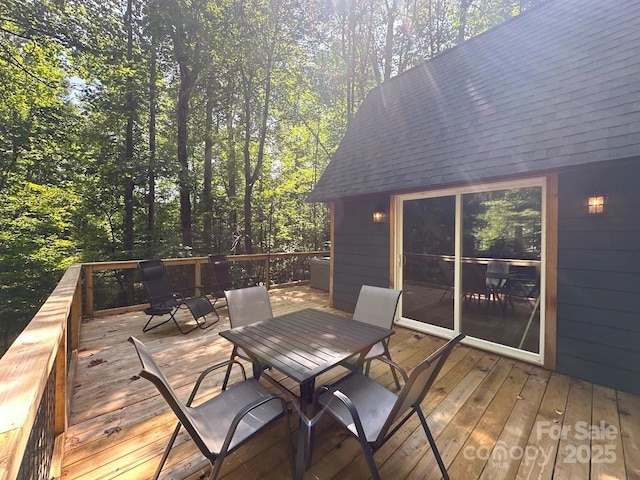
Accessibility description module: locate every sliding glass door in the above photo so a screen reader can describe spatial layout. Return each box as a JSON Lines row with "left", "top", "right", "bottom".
{"left": 397, "top": 179, "right": 544, "bottom": 360}
{"left": 402, "top": 196, "right": 456, "bottom": 331}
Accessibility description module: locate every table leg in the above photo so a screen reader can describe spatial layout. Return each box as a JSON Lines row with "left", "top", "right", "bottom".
{"left": 251, "top": 361, "right": 263, "bottom": 380}
{"left": 294, "top": 379, "right": 316, "bottom": 478}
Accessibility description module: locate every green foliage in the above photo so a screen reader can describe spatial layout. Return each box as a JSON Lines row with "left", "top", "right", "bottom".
{"left": 464, "top": 187, "right": 542, "bottom": 259}
{"left": 0, "top": 0, "right": 540, "bottom": 355}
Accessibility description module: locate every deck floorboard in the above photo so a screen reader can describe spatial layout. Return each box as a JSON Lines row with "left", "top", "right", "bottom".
{"left": 62, "top": 286, "right": 639, "bottom": 480}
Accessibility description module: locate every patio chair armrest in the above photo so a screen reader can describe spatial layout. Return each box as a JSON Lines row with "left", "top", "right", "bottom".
{"left": 363, "top": 355, "right": 409, "bottom": 383}
{"left": 327, "top": 388, "right": 369, "bottom": 442}
{"left": 173, "top": 284, "right": 207, "bottom": 297}
{"left": 219, "top": 393, "right": 288, "bottom": 458}
{"left": 186, "top": 359, "right": 248, "bottom": 406}
{"left": 146, "top": 292, "right": 181, "bottom": 303}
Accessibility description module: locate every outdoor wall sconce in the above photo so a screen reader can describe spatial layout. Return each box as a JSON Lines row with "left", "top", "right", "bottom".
{"left": 373, "top": 208, "right": 387, "bottom": 223}
{"left": 587, "top": 193, "right": 605, "bottom": 214}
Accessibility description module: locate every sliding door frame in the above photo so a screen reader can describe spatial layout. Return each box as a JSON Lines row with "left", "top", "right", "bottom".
{"left": 391, "top": 175, "right": 557, "bottom": 367}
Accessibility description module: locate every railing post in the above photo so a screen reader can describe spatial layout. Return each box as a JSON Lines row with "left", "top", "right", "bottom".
{"left": 84, "top": 264, "right": 94, "bottom": 318}
{"left": 50, "top": 332, "right": 67, "bottom": 478}
{"left": 265, "top": 255, "right": 271, "bottom": 290}
{"left": 195, "top": 260, "right": 202, "bottom": 293}
{"left": 70, "top": 280, "right": 82, "bottom": 351}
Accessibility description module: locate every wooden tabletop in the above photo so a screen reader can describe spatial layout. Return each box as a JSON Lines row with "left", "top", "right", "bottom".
{"left": 219, "top": 308, "right": 394, "bottom": 384}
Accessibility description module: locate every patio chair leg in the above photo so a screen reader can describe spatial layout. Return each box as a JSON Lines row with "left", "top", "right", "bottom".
{"left": 153, "top": 421, "right": 183, "bottom": 480}
{"left": 389, "top": 363, "right": 401, "bottom": 390}
{"left": 282, "top": 399, "right": 296, "bottom": 479}
{"left": 221, "top": 347, "right": 237, "bottom": 390}
{"left": 417, "top": 407, "right": 449, "bottom": 480}
{"left": 142, "top": 314, "right": 171, "bottom": 333}
{"left": 172, "top": 311, "right": 199, "bottom": 335}
{"left": 359, "top": 438, "right": 381, "bottom": 480}
{"left": 383, "top": 343, "right": 401, "bottom": 390}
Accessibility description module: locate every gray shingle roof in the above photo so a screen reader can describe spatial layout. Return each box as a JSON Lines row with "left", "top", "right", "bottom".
{"left": 308, "top": 0, "right": 640, "bottom": 202}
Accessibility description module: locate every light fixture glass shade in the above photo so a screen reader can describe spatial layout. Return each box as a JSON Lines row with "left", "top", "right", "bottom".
{"left": 372, "top": 210, "right": 386, "bottom": 223}
{"left": 587, "top": 195, "right": 604, "bottom": 214}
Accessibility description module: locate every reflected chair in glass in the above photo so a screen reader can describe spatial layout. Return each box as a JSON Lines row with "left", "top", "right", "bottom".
{"left": 138, "top": 259, "right": 217, "bottom": 334}
{"left": 129, "top": 336, "right": 293, "bottom": 480}
{"left": 350, "top": 285, "right": 402, "bottom": 390}
{"left": 485, "top": 260, "right": 510, "bottom": 310}
{"left": 501, "top": 273, "right": 541, "bottom": 349}
{"left": 221, "top": 285, "right": 274, "bottom": 389}
{"left": 462, "top": 263, "right": 486, "bottom": 305}
{"left": 437, "top": 260, "right": 454, "bottom": 302}
{"left": 318, "top": 333, "right": 465, "bottom": 480}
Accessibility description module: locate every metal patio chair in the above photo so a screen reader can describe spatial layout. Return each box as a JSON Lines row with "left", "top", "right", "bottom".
{"left": 318, "top": 333, "right": 465, "bottom": 480}
{"left": 221, "top": 285, "right": 274, "bottom": 389}
{"left": 129, "top": 336, "right": 294, "bottom": 480}
{"left": 485, "top": 260, "right": 510, "bottom": 312}
{"left": 438, "top": 260, "right": 454, "bottom": 302}
{"left": 349, "top": 285, "right": 402, "bottom": 390}
{"left": 138, "top": 259, "right": 217, "bottom": 334}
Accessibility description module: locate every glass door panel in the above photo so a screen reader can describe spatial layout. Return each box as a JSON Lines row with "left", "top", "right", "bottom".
{"left": 460, "top": 187, "right": 542, "bottom": 353}
{"left": 402, "top": 196, "right": 455, "bottom": 330}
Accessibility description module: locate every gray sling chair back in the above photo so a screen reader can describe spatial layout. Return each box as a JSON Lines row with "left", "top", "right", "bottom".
{"left": 221, "top": 285, "right": 274, "bottom": 390}
{"left": 351, "top": 285, "right": 403, "bottom": 390}
{"left": 138, "top": 259, "right": 217, "bottom": 334}
{"left": 129, "top": 336, "right": 294, "bottom": 480}
{"left": 318, "top": 333, "right": 465, "bottom": 480}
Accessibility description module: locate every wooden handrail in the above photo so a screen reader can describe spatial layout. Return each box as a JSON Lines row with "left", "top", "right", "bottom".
{"left": 0, "top": 251, "right": 328, "bottom": 479}
{"left": 84, "top": 251, "right": 329, "bottom": 316}
{"left": 0, "top": 264, "right": 82, "bottom": 480}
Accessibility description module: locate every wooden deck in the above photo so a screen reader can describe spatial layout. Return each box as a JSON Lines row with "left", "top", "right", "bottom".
{"left": 62, "top": 286, "right": 640, "bottom": 480}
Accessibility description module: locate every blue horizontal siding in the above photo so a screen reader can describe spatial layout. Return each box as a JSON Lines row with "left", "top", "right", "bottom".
{"left": 556, "top": 160, "right": 640, "bottom": 395}
{"left": 333, "top": 197, "right": 390, "bottom": 312}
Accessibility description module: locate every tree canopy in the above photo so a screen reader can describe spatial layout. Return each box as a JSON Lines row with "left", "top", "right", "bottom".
{"left": 0, "top": 0, "right": 548, "bottom": 352}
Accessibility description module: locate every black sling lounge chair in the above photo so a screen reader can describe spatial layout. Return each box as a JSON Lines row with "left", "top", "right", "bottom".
{"left": 138, "top": 259, "right": 217, "bottom": 334}
{"left": 207, "top": 254, "right": 256, "bottom": 317}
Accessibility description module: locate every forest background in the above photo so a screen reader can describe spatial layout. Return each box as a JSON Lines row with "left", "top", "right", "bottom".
{"left": 0, "top": 0, "right": 548, "bottom": 352}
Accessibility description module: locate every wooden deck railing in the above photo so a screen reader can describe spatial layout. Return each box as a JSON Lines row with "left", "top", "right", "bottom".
{"left": 84, "top": 252, "right": 329, "bottom": 317}
{"left": 0, "top": 251, "right": 328, "bottom": 480}
{"left": 0, "top": 264, "right": 82, "bottom": 480}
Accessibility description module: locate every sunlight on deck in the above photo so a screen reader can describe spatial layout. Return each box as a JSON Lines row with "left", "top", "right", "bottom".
{"left": 60, "top": 286, "right": 640, "bottom": 480}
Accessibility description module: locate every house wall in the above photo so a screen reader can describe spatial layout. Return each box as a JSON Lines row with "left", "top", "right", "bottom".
{"left": 557, "top": 160, "right": 640, "bottom": 395}
{"left": 332, "top": 197, "right": 391, "bottom": 312}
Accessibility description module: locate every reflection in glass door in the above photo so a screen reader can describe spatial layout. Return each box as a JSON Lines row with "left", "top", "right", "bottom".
{"left": 461, "top": 187, "right": 542, "bottom": 353}
{"left": 402, "top": 196, "right": 455, "bottom": 330}
{"left": 397, "top": 179, "right": 545, "bottom": 358}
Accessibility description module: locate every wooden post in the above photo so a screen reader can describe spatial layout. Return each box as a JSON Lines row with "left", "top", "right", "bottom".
{"left": 70, "top": 280, "right": 81, "bottom": 351}
{"left": 50, "top": 331, "right": 67, "bottom": 478}
{"left": 84, "top": 264, "right": 94, "bottom": 318}
{"left": 195, "top": 261, "right": 202, "bottom": 293}
{"left": 265, "top": 256, "right": 271, "bottom": 290}
{"left": 544, "top": 172, "right": 559, "bottom": 371}
{"left": 329, "top": 203, "right": 335, "bottom": 308}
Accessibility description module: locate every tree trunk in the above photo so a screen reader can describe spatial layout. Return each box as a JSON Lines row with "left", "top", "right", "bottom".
{"left": 458, "top": 0, "right": 473, "bottom": 44}
{"left": 384, "top": 0, "right": 397, "bottom": 81}
{"left": 147, "top": 34, "right": 157, "bottom": 238}
{"left": 177, "top": 63, "right": 195, "bottom": 248}
{"left": 123, "top": 0, "right": 134, "bottom": 255}
{"left": 242, "top": 74, "right": 253, "bottom": 254}
{"left": 203, "top": 75, "right": 214, "bottom": 251}
{"left": 242, "top": 39, "right": 274, "bottom": 255}
{"left": 225, "top": 89, "right": 238, "bottom": 254}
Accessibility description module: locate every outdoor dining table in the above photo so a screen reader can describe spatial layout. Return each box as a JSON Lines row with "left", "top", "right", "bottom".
{"left": 219, "top": 307, "right": 394, "bottom": 479}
